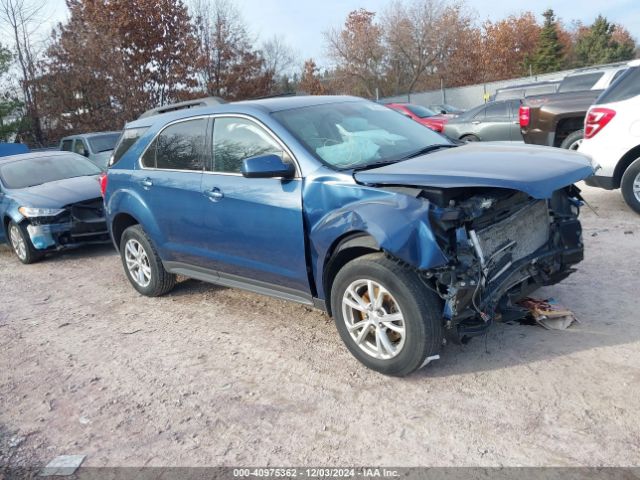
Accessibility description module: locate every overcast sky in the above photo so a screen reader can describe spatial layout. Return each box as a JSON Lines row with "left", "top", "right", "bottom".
{"left": 42, "top": 0, "right": 640, "bottom": 68}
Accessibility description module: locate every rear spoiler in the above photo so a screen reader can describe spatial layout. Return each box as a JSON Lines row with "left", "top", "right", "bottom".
{"left": 137, "top": 96, "right": 226, "bottom": 119}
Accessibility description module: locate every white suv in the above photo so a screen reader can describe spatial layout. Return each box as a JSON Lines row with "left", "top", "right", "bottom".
{"left": 579, "top": 60, "right": 640, "bottom": 213}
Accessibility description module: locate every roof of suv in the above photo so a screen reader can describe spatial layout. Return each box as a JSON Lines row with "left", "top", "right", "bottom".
{"left": 60, "top": 131, "right": 121, "bottom": 140}
{"left": 125, "top": 95, "right": 363, "bottom": 129}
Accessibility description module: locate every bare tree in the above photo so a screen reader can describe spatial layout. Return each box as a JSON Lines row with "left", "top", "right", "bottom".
{"left": 0, "top": 0, "right": 45, "bottom": 145}
{"left": 262, "top": 34, "right": 297, "bottom": 76}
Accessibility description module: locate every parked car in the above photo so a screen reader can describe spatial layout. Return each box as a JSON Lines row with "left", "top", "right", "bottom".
{"left": 520, "top": 63, "right": 630, "bottom": 150}
{"left": 492, "top": 81, "right": 560, "bottom": 101}
{"left": 0, "top": 151, "right": 109, "bottom": 263}
{"left": 0, "top": 143, "right": 29, "bottom": 157}
{"left": 443, "top": 99, "right": 522, "bottom": 142}
{"left": 60, "top": 131, "right": 122, "bottom": 170}
{"left": 579, "top": 60, "right": 640, "bottom": 213}
{"left": 103, "top": 95, "right": 594, "bottom": 376}
{"left": 385, "top": 103, "right": 448, "bottom": 132}
{"left": 427, "top": 103, "right": 465, "bottom": 116}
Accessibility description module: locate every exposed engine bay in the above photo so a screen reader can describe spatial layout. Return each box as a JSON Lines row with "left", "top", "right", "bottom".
{"left": 418, "top": 185, "right": 584, "bottom": 343}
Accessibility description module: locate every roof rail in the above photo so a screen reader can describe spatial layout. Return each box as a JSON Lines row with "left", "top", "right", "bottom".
{"left": 138, "top": 96, "right": 226, "bottom": 119}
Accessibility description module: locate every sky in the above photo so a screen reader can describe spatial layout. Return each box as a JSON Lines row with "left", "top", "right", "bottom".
{"left": 42, "top": 0, "right": 640, "bottom": 68}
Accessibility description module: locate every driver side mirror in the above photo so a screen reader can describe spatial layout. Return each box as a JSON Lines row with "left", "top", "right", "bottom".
{"left": 241, "top": 154, "right": 295, "bottom": 179}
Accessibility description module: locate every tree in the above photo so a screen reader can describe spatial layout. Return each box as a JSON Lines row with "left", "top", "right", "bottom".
{"left": 383, "top": 0, "right": 472, "bottom": 97}
{"left": 298, "top": 58, "right": 325, "bottom": 95}
{"left": 530, "top": 9, "right": 563, "bottom": 74}
{"left": 325, "top": 9, "right": 386, "bottom": 97}
{"left": 0, "top": 0, "right": 46, "bottom": 145}
{"left": 38, "top": 0, "right": 200, "bottom": 139}
{"left": 574, "top": 15, "right": 636, "bottom": 66}
{"left": 192, "top": 0, "right": 273, "bottom": 100}
{"left": 0, "top": 42, "right": 24, "bottom": 141}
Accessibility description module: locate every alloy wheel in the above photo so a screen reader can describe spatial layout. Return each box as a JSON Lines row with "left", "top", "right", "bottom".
{"left": 568, "top": 139, "right": 583, "bottom": 150}
{"left": 341, "top": 279, "right": 406, "bottom": 360}
{"left": 9, "top": 225, "right": 27, "bottom": 261}
{"left": 634, "top": 171, "right": 640, "bottom": 203}
{"left": 124, "top": 238, "right": 152, "bottom": 287}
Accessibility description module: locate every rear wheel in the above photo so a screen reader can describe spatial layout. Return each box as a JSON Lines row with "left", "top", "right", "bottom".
{"left": 461, "top": 134, "right": 480, "bottom": 143}
{"left": 120, "top": 225, "right": 176, "bottom": 296}
{"left": 8, "top": 221, "right": 42, "bottom": 264}
{"left": 621, "top": 157, "right": 640, "bottom": 214}
{"left": 330, "top": 253, "right": 443, "bottom": 376}
{"left": 559, "top": 129, "right": 583, "bottom": 150}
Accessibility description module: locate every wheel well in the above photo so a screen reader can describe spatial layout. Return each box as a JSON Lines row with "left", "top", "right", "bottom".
{"left": 322, "top": 233, "right": 380, "bottom": 315}
{"left": 613, "top": 144, "right": 640, "bottom": 189}
{"left": 554, "top": 117, "right": 584, "bottom": 147}
{"left": 111, "top": 213, "right": 139, "bottom": 251}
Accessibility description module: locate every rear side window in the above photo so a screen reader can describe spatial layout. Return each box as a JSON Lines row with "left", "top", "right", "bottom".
{"left": 110, "top": 127, "right": 148, "bottom": 167}
{"left": 558, "top": 72, "right": 604, "bottom": 93}
{"left": 61, "top": 139, "right": 72, "bottom": 151}
{"left": 73, "top": 140, "right": 87, "bottom": 156}
{"left": 142, "top": 118, "right": 206, "bottom": 171}
{"left": 596, "top": 67, "right": 640, "bottom": 105}
{"left": 485, "top": 102, "right": 508, "bottom": 118}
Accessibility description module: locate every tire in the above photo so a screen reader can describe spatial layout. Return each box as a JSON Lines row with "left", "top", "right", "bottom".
{"left": 120, "top": 224, "right": 176, "bottom": 296}
{"left": 461, "top": 134, "right": 480, "bottom": 143}
{"left": 621, "top": 157, "right": 640, "bottom": 214}
{"left": 330, "top": 253, "right": 443, "bottom": 376}
{"left": 559, "top": 129, "right": 584, "bottom": 150}
{"left": 8, "top": 221, "right": 42, "bottom": 264}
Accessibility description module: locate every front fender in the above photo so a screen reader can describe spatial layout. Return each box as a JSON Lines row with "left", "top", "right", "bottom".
{"left": 304, "top": 177, "right": 448, "bottom": 299}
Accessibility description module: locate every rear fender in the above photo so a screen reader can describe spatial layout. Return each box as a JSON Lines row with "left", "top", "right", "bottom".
{"left": 105, "top": 188, "right": 164, "bottom": 251}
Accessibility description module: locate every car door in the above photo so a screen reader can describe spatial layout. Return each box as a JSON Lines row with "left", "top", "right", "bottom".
{"left": 508, "top": 100, "right": 524, "bottom": 141}
{"left": 132, "top": 117, "right": 208, "bottom": 265}
{"left": 0, "top": 183, "right": 8, "bottom": 243}
{"left": 199, "top": 115, "right": 310, "bottom": 296}
{"left": 478, "top": 101, "right": 511, "bottom": 141}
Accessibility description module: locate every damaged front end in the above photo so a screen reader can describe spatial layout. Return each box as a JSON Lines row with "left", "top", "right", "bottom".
{"left": 22, "top": 198, "right": 110, "bottom": 251}
{"left": 417, "top": 185, "right": 583, "bottom": 343}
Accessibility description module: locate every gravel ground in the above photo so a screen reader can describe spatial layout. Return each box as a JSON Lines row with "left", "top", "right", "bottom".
{"left": 0, "top": 184, "right": 639, "bottom": 469}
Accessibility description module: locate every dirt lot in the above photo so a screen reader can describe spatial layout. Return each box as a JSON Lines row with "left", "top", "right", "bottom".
{"left": 1, "top": 184, "right": 639, "bottom": 468}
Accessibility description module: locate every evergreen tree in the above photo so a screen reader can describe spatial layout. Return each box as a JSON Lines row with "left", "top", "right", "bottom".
{"left": 530, "top": 9, "right": 563, "bottom": 74}
{"left": 0, "top": 43, "right": 24, "bottom": 142}
{"left": 575, "top": 15, "right": 636, "bottom": 67}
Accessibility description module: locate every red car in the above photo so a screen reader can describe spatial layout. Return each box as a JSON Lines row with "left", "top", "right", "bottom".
{"left": 386, "top": 103, "right": 449, "bottom": 132}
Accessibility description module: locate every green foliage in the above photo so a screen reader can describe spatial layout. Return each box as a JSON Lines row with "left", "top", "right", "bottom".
{"left": 530, "top": 9, "right": 563, "bottom": 74}
{"left": 0, "top": 43, "right": 24, "bottom": 142}
{"left": 575, "top": 15, "right": 636, "bottom": 66}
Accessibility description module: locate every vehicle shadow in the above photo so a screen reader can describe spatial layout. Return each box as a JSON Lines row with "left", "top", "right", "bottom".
{"left": 44, "top": 243, "right": 118, "bottom": 262}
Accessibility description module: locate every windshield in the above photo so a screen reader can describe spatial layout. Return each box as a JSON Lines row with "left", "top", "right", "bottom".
{"left": 596, "top": 66, "right": 640, "bottom": 105}
{"left": 404, "top": 104, "right": 437, "bottom": 118}
{"left": 88, "top": 133, "right": 121, "bottom": 153}
{"left": 0, "top": 154, "right": 101, "bottom": 189}
{"left": 272, "top": 101, "right": 451, "bottom": 169}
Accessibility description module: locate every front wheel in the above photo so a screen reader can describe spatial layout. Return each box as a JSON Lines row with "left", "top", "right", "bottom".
{"left": 120, "top": 225, "right": 176, "bottom": 296}
{"left": 330, "top": 253, "right": 443, "bottom": 376}
{"left": 8, "top": 221, "right": 42, "bottom": 264}
{"left": 621, "top": 157, "right": 640, "bottom": 214}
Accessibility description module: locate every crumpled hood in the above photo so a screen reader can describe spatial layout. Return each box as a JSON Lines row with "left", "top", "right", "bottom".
{"left": 354, "top": 143, "right": 595, "bottom": 199}
{"left": 9, "top": 175, "right": 102, "bottom": 208}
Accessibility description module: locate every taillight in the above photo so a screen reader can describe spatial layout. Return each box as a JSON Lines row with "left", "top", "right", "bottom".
{"left": 99, "top": 172, "right": 108, "bottom": 197}
{"left": 584, "top": 107, "right": 616, "bottom": 139}
{"left": 519, "top": 106, "right": 530, "bottom": 128}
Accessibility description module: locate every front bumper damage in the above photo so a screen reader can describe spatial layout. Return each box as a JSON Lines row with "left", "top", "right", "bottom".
{"left": 420, "top": 186, "right": 584, "bottom": 343}
{"left": 25, "top": 198, "right": 110, "bottom": 251}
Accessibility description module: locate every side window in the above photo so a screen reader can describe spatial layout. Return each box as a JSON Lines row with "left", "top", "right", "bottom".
{"left": 61, "top": 139, "right": 72, "bottom": 151}
{"left": 485, "top": 102, "right": 509, "bottom": 119}
{"left": 212, "top": 117, "right": 287, "bottom": 174}
{"left": 73, "top": 140, "right": 87, "bottom": 156}
{"left": 473, "top": 107, "right": 486, "bottom": 120}
{"left": 143, "top": 118, "right": 206, "bottom": 170}
{"left": 110, "top": 127, "right": 147, "bottom": 167}
{"left": 596, "top": 67, "right": 640, "bottom": 105}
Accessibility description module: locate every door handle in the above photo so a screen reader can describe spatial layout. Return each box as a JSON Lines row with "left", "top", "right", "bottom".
{"left": 472, "top": 121, "right": 481, "bottom": 125}
{"left": 140, "top": 177, "right": 153, "bottom": 188}
{"left": 512, "top": 121, "right": 520, "bottom": 125}
{"left": 205, "top": 188, "right": 224, "bottom": 201}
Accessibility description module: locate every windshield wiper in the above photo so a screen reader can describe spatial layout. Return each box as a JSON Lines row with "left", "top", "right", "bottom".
{"left": 351, "top": 159, "right": 402, "bottom": 172}
{"left": 400, "top": 144, "right": 457, "bottom": 160}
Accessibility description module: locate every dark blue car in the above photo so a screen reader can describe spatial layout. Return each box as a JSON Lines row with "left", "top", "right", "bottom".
{"left": 0, "top": 151, "right": 109, "bottom": 263}
{"left": 103, "top": 95, "right": 595, "bottom": 376}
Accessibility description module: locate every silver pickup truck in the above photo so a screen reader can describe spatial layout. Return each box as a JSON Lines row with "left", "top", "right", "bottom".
{"left": 59, "top": 131, "right": 121, "bottom": 170}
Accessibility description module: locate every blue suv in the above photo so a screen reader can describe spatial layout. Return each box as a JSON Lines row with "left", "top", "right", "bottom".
{"left": 104, "top": 95, "right": 594, "bottom": 376}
